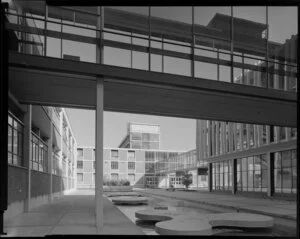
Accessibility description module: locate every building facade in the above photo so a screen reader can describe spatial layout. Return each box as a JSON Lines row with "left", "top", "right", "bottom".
{"left": 118, "top": 122, "right": 160, "bottom": 150}
{"left": 196, "top": 35, "right": 297, "bottom": 199}
{"left": 76, "top": 147, "right": 182, "bottom": 188}
{"left": 6, "top": 95, "right": 77, "bottom": 219}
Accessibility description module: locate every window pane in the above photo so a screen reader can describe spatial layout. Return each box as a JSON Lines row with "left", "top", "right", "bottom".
{"left": 274, "top": 152, "right": 281, "bottom": 168}
{"left": 282, "top": 168, "right": 292, "bottom": 193}
{"left": 281, "top": 150, "right": 291, "bottom": 168}
{"left": 274, "top": 168, "right": 282, "bottom": 192}
{"left": 254, "top": 170, "right": 261, "bottom": 189}
{"left": 13, "top": 129, "right": 18, "bottom": 155}
{"left": 242, "top": 172, "right": 247, "bottom": 191}
{"left": 241, "top": 158, "right": 247, "bottom": 171}
{"left": 261, "top": 169, "right": 268, "bottom": 189}
{"left": 8, "top": 126, "right": 13, "bottom": 153}
{"left": 248, "top": 171, "right": 254, "bottom": 191}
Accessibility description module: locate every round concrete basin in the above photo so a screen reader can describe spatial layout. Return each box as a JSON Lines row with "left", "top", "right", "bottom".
{"left": 134, "top": 209, "right": 274, "bottom": 235}
{"left": 112, "top": 196, "right": 148, "bottom": 205}
{"left": 106, "top": 192, "right": 144, "bottom": 197}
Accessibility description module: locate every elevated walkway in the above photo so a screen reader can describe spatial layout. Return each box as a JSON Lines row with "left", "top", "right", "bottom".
{"left": 3, "top": 189, "right": 144, "bottom": 236}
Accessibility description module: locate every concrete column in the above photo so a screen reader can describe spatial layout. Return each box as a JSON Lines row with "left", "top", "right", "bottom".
{"left": 246, "top": 124, "right": 250, "bottom": 149}
{"left": 208, "top": 163, "right": 212, "bottom": 192}
{"left": 59, "top": 111, "right": 63, "bottom": 196}
{"left": 196, "top": 169, "right": 199, "bottom": 190}
{"left": 267, "top": 152, "right": 273, "bottom": 197}
{"left": 231, "top": 158, "right": 236, "bottom": 195}
{"left": 23, "top": 105, "right": 32, "bottom": 212}
{"left": 48, "top": 121, "right": 53, "bottom": 202}
{"left": 95, "top": 6, "right": 104, "bottom": 233}
{"left": 215, "top": 121, "right": 219, "bottom": 156}
{"left": 228, "top": 122, "right": 233, "bottom": 153}
{"left": 207, "top": 121, "right": 211, "bottom": 158}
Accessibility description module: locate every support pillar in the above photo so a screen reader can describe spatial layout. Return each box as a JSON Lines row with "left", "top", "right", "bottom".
{"left": 48, "top": 122, "right": 53, "bottom": 202}
{"left": 231, "top": 159, "right": 236, "bottom": 194}
{"left": 208, "top": 163, "right": 212, "bottom": 192}
{"left": 95, "top": 6, "right": 104, "bottom": 233}
{"left": 267, "top": 152, "right": 273, "bottom": 197}
{"left": 24, "top": 105, "right": 32, "bottom": 212}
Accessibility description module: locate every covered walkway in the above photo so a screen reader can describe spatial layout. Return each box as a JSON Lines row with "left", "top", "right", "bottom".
{"left": 3, "top": 190, "right": 144, "bottom": 236}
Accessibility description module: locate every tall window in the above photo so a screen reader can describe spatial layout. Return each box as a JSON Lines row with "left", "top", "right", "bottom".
{"left": 111, "top": 150, "right": 119, "bottom": 159}
{"left": 111, "top": 161, "right": 118, "bottom": 170}
{"left": 77, "top": 173, "right": 83, "bottom": 182}
{"left": 274, "top": 150, "right": 297, "bottom": 194}
{"left": 128, "top": 150, "right": 135, "bottom": 160}
{"left": 128, "top": 174, "right": 135, "bottom": 185}
{"left": 111, "top": 173, "right": 119, "bottom": 180}
{"left": 77, "top": 149, "right": 83, "bottom": 158}
{"left": 31, "top": 132, "right": 48, "bottom": 172}
{"left": 128, "top": 162, "right": 135, "bottom": 170}
{"left": 236, "top": 154, "right": 267, "bottom": 193}
{"left": 8, "top": 113, "right": 24, "bottom": 166}
{"left": 52, "top": 151, "right": 60, "bottom": 175}
{"left": 77, "top": 160, "right": 83, "bottom": 169}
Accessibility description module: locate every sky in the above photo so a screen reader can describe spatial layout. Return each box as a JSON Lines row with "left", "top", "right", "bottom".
{"left": 42, "top": 6, "right": 297, "bottom": 151}
{"left": 65, "top": 109, "right": 196, "bottom": 151}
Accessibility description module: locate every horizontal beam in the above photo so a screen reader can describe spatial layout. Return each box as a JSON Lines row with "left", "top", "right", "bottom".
{"left": 8, "top": 53, "right": 297, "bottom": 127}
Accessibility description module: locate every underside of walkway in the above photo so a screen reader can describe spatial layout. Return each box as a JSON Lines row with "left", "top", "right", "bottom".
{"left": 3, "top": 190, "right": 144, "bottom": 236}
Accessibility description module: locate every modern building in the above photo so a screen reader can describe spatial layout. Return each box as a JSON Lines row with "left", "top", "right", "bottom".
{"left": 6, "top": 94, "right": 77, "bottom": 219}
{"left": 118, "top": 122, "right": 160, "bottom": 149}
{"left": 195, "top": 34, "right": 297, "bottom": 199}
{"left": 76, "top": 146, "right": 183, "bottom": 189}
{"left": 2, "top": 1, "right": 297, "bottom": 232}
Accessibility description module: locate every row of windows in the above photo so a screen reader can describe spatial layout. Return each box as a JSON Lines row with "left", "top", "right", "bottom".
{"left": 31, "top": 133, "right": 48, "bottom": 172}
{"left": 77, "top": 149, "right": 136, "bottom": 160}
{"left": 8, "top": 114, "right": 24, "bottom": 166}
{"left": 130, "top": 141, "right": 159, "bottom": 149}
{"left": 111, "top": 161, "right": 135, "bottom": 170}
{"left": 212, "top": 149, "right": 297, "bottom": 194}
{"left": 8, "top": 113, "right": 74, "bottom": 176}
{"left": 274, "top": 150, "right": 297, "bottom": 194}
{"left": 130, "top": 132, "right": 159, "bottom": 142}
{"left": 204, "top": 122, "right": 296, "bottom": 158}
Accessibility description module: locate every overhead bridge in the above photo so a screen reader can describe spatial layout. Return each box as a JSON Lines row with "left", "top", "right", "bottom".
{"left": 9, "top": 51, "right": 296, "bottom": 127}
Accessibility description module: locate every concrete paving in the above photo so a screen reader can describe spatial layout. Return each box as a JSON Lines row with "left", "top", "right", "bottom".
{"left": 3, "top": 189, "right": 144, "bottom": 236}
{"left": 136, "top": 188, "right": 297, "bottom": 221}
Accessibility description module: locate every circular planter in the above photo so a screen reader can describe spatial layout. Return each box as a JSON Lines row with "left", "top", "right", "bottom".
{"left": 112, "top": 196, "right": 148, "bottom": 205}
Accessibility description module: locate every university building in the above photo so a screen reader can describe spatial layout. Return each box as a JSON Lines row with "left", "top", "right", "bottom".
{"left": 7, "top": 97, "right": 77, "bottom": 219}
{"left": 76, "top": 123, "right": 183, "bottom": 189}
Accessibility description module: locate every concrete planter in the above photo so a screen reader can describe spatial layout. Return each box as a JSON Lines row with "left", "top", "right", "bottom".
{"left": 103, "top": 185, "right": 133, "bottom": 192}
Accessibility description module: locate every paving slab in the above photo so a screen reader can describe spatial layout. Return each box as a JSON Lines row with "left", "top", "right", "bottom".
{"left": 4, "top": 189, "right": 144, "bottom": 236}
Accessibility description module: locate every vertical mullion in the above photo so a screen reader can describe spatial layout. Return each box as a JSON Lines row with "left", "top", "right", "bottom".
{"left": 266, "top": 6, "right": 269, "bottom": 88}
{"left": 230, "top": 6, "right": 234, "bottom": 83}
{"left": 148, "top": 6, "right": 151, "bottom": 71}
{"left": 191, "top": 6, "right": 195, "bottom": 78}
{"left": 44, "top": 4, "right": 48, "bottom": 56}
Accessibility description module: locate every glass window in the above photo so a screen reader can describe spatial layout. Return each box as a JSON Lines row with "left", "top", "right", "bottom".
{"left": 111, "top": 173, "right": 119, "bottom": 180}
{"left": 128, "top": 162, "right": 135, "bottom": 170}
{"left": 77, "top": 173, "right": 83, "bottom": 182}
{"left": 128, "top": 150, "right": 135, "bottom": 158}
{"left": 77, "top": 149, "right": 83, "bottom": 157}
{"left": 111, "top": 150, "right": 119, "bottom": 158}
{"left": 131, "top": 132, "right": 142, "bottom": 140}
{"left": 77, "top": 161, "right": 83, "bottom": 169}
{"left": 111, "top": 161, "right": 118, "bottom": 170}
{"left": 281, "top": 151, "right": 291, "bottom": 168}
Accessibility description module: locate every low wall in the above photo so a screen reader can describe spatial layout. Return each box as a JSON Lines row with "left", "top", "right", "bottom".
{"left": 103, "top": 186, "right": 133, "bottom": 192}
